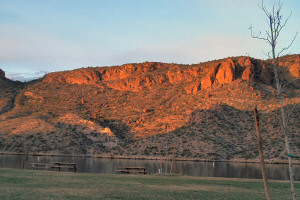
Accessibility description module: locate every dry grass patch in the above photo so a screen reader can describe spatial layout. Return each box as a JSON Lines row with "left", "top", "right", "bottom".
{"left": 0, "top": 168, "right": 299, "bottom": 200}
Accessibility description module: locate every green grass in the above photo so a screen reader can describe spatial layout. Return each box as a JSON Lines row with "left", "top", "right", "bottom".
{"left": 0, "top": 168, "right": 298, "bottom": 200}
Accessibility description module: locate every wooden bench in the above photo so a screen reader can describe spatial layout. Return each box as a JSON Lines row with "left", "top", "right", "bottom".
{"left": 116, "top": 167, "right": 146, "bottom": 174}
{"left": 30, "top": 163, "right": 51, "bottom": 170}
{"left": 49, "top": 162, "right": 77, "bottom": 172}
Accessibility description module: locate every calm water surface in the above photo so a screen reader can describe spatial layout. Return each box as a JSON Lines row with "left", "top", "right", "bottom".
{"left": 0, "top": 155, "right": 299, "bottom": 180}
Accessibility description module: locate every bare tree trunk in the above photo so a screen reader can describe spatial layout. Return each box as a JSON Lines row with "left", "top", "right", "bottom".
{"left": 254, "top": 107, "right": 271, "bottom": 200}
{"left": 250, "top": 2, "right": 298, "bottom": 198}
{"left": 271, "top": 53, "right": 297, "bottom": 200}
{"left": 270, "top": 26, "right": 297, "bottom": 199}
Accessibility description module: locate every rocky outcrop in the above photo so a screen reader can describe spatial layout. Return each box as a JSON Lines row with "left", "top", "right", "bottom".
{"left": 200, "top": 64, "right": 220, "bottom": 89}
{"left": 186, "top": 82, "right": 201, "bottom": 94}
{"left": 242, "top": 66, "right": 255, "bottom": 82}
{"left": 43, "top": 62, "right": 201, "bottom": 92}
{"left": 215, "top": 59, "right": 235, "bottom": 84}
{"left": 41, "top": 56, "right": 299, "bottom": 93}
{"left": 105, "top": 74, "right": 169, "bottom": 91}
{"left": 167, "top": 68, "right": 199, "bottom": 84}
{"left": 240, "top": 58, "right": 255, "bottom": 82}
{"left": 44, "top": 68, "right": 103, "bottom": 85}
{"left": 288, "top": 63, "right": 300, "bottom": 78}
{"left": 278, "top": 54, "right": 300, "bottom": 87}
{"left": 287, "top": 63, "right": 300, "bottom": 87}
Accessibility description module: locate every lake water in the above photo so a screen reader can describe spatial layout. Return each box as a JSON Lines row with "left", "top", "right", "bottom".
{"left": 0, "top": 155, "right": 299, "bottom": 180}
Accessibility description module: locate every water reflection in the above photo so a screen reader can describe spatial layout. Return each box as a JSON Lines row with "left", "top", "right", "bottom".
{"left": 0, "top": 155, "right": 299, "bottom": 180}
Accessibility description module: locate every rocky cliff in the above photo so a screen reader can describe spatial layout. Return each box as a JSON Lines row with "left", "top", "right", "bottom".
{"left": 42, "top": 56, "right": 299, "bottom": 94}
{"left": 0, "top": 55, "right": 299, "bottom": 161}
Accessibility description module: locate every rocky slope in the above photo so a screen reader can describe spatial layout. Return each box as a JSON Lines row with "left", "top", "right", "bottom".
{"left": 0, "top": 55, "right": 299, "bottom": 161}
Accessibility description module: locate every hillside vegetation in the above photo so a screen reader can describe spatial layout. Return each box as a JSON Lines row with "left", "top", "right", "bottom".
{"left": 0, "top": 55, "right": 299, "bottom": 161}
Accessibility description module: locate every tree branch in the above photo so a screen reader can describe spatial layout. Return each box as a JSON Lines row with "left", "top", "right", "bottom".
{"left": 262, "top": 50, "right": 272, "bottom": 59}
{"left": 280, "top": 77, "right": 300, "bottom": 92}
{"left": 277, "top": 31, "right": 298, "bottom": 57}
{"left": 249, "top": 26, "right": 270, "bottom": 42}
{"left": 286, "top": 103, "right": 299, "bottom": 125}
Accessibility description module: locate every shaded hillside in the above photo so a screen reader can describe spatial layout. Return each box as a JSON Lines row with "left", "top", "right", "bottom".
{"left": 124, "top": 104, "right": 300, "bottom": 161}
{"left": 0, "top": 55, "right": 299, "bottom": 161}
{"left": 0, "top": 69, "right": 25, "bottom": 114}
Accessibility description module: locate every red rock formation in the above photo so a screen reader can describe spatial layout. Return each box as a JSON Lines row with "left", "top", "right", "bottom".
{"left": 167, "top": 68, "right": 199, "bottom": 85}
{"left": 287, "top": 63, "right": 300, "bottom": 87}
{"left": 105, "top": 74, "right": 169, "bottom": 91}
{"left": 186, "top": 82, "right": 201, "bottom": 94}
{"left": 192, "top": 82, "right": 201, "bottom": 94}
{"left": 215, "top": 59, "right": 235, "bottom": 84}
{"left": 201, "top": 64, "right": 220, "bottom": 89}
{"left": 278, "top": 55, "right": 300, "bottom": 87}
{"left": 238, "top": 57, "right": 252, "bottom": 67}
{"left": 242, "top": 66, "right": 255, "bottom": 82}
{"left": 240, "top": 58, "right": 255, "bottom": 82}
{"left": 288, "top": 63, "right": 300, "bottom": 78}
{"left": 44, "top": 62, "right": 200, "bottom": 92}
{"left": 41, "top": 56, "right": 299, "bottom": 93}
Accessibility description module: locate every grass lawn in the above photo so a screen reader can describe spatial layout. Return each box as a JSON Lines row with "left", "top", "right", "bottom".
{"left": 0, "top": 168, "right": 298, "bottom": 200}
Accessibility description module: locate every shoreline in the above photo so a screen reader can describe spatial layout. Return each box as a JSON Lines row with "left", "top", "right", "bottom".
{"left": 1, "top": 151, "right": 299, "bottom": 165}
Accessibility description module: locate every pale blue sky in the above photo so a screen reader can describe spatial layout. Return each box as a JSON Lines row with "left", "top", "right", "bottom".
{"left": 0, "top": 0, "right": 299, "bottom": 81}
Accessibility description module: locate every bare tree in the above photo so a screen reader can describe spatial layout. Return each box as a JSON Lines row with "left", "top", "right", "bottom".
{"left": 249, "top": 1, "right": 298, "bottom": 199}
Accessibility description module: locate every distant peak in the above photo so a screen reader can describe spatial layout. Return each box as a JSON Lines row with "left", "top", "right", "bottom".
{"left": 0, "top": 69, "right": 5, "bottom": 79}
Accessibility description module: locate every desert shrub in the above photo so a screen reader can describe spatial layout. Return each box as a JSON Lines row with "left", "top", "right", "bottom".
{"left": 181, "top": 148, "right": 191, "bottom": 157}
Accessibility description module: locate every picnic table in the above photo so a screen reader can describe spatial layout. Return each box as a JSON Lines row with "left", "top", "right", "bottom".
{"left": 30, "top": 163, "right": 51, "bottom": 170}
{"left": 116, "top": 167, "right": 147, "bottom": 174}
{"left": 49, "top": 162, "right": 77, "bottom": 172}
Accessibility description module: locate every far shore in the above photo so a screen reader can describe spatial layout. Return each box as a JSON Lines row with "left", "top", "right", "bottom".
{"left": 1, "top": 151, "right": 299, "bottom": 165}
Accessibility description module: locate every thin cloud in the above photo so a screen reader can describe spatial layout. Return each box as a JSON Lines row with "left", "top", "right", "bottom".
{"left": 5, "top": 71, "right": 48, "bottom": 82}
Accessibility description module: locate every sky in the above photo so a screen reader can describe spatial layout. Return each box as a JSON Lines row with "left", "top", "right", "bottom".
{"left": 0, "top": 0, "right": 299, "bottom": 81}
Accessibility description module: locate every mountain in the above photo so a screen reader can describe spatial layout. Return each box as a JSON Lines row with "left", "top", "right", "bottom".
{"left": 0, "top": 55, "right": 299, "bottom": 161}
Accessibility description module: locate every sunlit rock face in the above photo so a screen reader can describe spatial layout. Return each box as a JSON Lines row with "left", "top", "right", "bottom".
{"left": 214, "top": 59, "right": 235, "bottom": 85}
{"left": 42, "top": 55, "right": 300, "bottom": 93}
